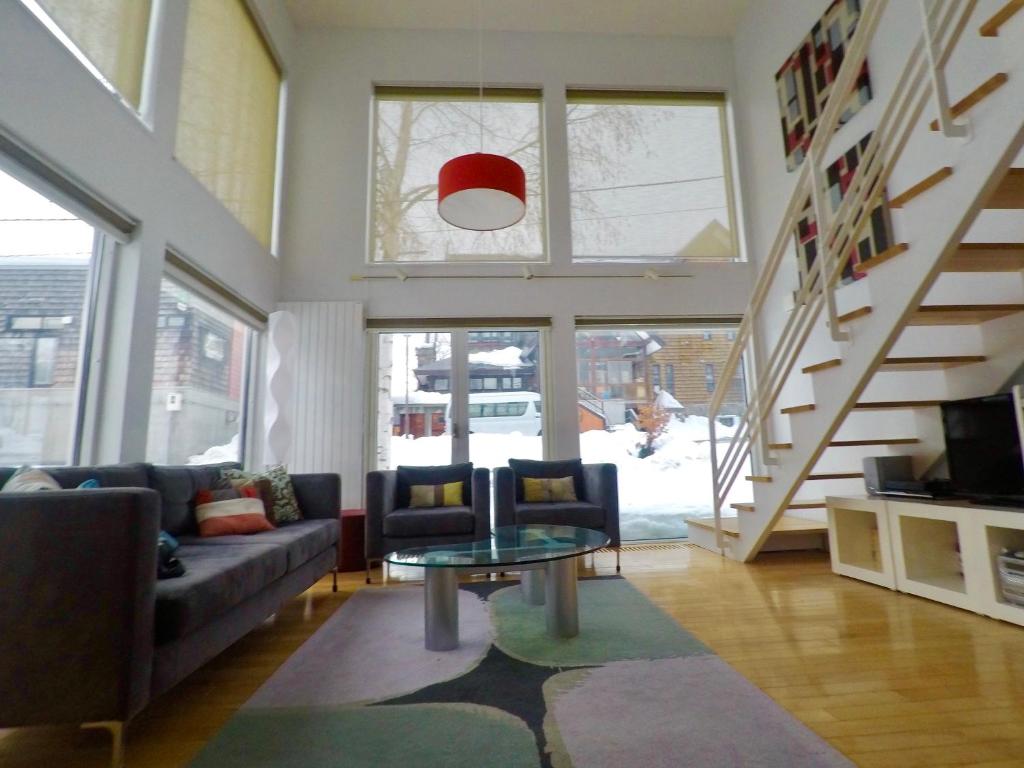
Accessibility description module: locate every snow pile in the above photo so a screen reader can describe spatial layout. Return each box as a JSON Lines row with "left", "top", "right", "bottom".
{"left": 187, "top": 434, "right": 240, "bottom": 465}
{"left": 388, "top": 414, "right": 752, "bottom": 540}
{"left": 467, "top": 346, "right": 525, "bottom": 368}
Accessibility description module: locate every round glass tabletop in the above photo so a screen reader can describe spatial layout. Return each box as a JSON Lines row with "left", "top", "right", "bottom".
{"left": 384, "top": 524, "right": 610, "bottom": 569}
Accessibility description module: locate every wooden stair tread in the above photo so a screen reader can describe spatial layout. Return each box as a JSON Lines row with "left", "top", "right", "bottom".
{"left": 854, "top": 400, "right": 945, "bottom": 410}
{"left": 857, "top": 243, "right": 909, "bottom": 272}
{"left": 988, "top": 168, "right": 1024, "bottom": 209}
{"left": 770, "top": 438, "right": 920, "bottom": 449}
{"left": 837, "top": 306, "right": 872, "bottom": 324}
{"left": 685, "top": 515, "right": 829, "bottom": 537}
{"left": 781, "top": 403, "right": 816, "bottom": 415}
{"left": 929, "top": 73, "right": 1009, "bottom": 131}
{"left": 880, "top": 355, "right": 986, "bottom": 370}
{"left": 946, "top": 243, "right": 1024, "bottom": 272}
{"left": 980, "top": 0, "right": 1024, "bottom": 36}
{"left": 909, "top": 304, "right": 1024, "bottom": 325}
{"left": 731, "top": 501, "right": 827, "bottom": 513}
{"left": 745, "top": 475, "right": 773, "bottom": 483}
{"left": 807, "top": 472, "right": 865, "bottom": 481}
{"left": 889, "top": 168, "right": 953, "bottom": 208}
{"left": 802, "top": 358, "right": 842, "bottom": 374}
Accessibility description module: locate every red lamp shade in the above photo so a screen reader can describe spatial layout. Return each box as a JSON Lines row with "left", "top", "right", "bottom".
{"left": 438, "top": 153, "right": 526, "bottom": 231}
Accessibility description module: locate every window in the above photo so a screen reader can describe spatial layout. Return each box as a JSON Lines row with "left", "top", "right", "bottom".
{"left": 175, "top": 0, "right": 281, "bottom": 249}
{"left": 651, "top": 364, "right": 661, "bottom": 389}
{"left": 567, "top": 90, "right": 736, "bottom": 263}
{"left": 666, "top": 364, "right": 676, "bottom": 395}
{"left": 704, "top": 363, "right": 716, "bottom": 392}
{"left": 482, "top": 377, "right": 499, "bottom": 390}
{"left": 371, "top": 87, "right": 545, "bottom": 263}
{"left": 0, "top": 168, "right": 99, "bottom": 465}
{"left": 25, "top": 0, "right": 153, "bottom": 109}
{"left": 146, "top": 276, "right": 256, "bottom": 465}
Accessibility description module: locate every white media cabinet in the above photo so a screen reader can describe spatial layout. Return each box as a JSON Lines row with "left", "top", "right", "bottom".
{"left": 826, "top": 494, "right": 1024, "bottom": 627}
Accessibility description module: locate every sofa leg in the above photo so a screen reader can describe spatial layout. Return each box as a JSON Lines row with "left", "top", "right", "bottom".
{"left": 366, "top": 560, "right": 372, "bottom": 585}
{"left": 616, "top": 547, "right": 621, "bottom": 573}
{"left": 82, "top": 721, "right": 124, "bottom": 768}
{"left": 332, "top": 566, "right": 338, "bottom": 593}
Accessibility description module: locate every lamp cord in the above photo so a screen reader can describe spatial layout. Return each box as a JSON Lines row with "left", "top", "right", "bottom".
{"left": 477, "top": 0, "right": 484, "bottom": 152}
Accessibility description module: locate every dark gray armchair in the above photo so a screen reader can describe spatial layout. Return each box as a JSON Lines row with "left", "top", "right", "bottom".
{"left": 365, "top": 463, "right": 491, "bottom": 582}
{"left": 495, "top": 458, "right": 620, "bottom": 571}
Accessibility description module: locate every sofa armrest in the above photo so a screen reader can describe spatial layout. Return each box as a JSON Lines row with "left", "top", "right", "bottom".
{"left": 291, "top": 473, "right": 341, "bottom": 520}
{"left": 0, "top": 488, "right": 160, "bottom": 727}
{"left": 494, "top": 467, "right": 517, "bottom": 529}
{"left": 471, "top": 467, "right": 492, "bottom": 536}
{"left": 365, "top": 470, "right": 397, "bottom": 560}
{"left": 584, "top": 463, "right": 620, "bottom": 546}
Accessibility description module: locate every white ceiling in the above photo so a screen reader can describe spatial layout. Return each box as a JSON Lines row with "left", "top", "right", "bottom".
{"left": 283, "top": 0, "right": 749, "bottom": 38}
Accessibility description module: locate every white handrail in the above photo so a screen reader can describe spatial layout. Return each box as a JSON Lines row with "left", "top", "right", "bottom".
{"left": 707, "top": 0, "right": 977, "bottom": 544}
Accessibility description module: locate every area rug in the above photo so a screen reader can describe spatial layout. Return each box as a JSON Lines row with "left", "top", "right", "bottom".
{"left": 189, "top": 577, "right": 853, "bottom": 768}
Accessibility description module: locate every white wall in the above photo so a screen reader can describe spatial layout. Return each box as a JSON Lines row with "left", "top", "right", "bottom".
{"left": 278, "top": 26, "right": 754, "bottom": 473}
{"left": 0, "top": 0, "right": 295, "bottom": 463}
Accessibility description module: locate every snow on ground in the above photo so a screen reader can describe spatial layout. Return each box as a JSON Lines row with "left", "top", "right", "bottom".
{"left": 389, "top": 414, "right": 752, "bottom": 541}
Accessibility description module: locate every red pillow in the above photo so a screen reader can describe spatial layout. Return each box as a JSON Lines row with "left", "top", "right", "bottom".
{"left": 195, "top": 487, "right": 274, "bottom": 537}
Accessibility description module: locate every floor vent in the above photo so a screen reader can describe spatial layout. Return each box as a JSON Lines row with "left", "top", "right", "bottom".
{"left": 604, "top": 542, "right": 694, "bottom": 553}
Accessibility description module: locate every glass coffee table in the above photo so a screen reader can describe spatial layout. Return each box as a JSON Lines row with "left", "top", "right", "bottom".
{"left": 385, "top": 524, "right": 610, "bottom": 651}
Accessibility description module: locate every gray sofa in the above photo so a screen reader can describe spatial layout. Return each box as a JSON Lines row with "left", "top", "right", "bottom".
{"left": 0, "top": 461, "right": 339, "bottom": 758}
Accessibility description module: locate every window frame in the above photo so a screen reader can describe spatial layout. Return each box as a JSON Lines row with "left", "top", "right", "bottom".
{"left": 368, "top": 85, "right": 548, "bottom": 265}
{"left": 564, "top": 89, "right": 740, "bottom": 264}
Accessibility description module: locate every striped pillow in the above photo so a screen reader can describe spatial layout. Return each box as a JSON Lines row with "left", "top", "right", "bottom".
{"left": 195, "top": 487, "right": 274, "bottom": 537}
{"left": 522, "top": 476, "right": 577, "bottom": 503}
{"left": 409, "top": 481, "right": 464, "bottom": 508}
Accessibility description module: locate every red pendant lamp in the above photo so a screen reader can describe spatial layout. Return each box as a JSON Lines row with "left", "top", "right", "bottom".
{"left": 437, "top": 0, "right": 526, "bottom": 231}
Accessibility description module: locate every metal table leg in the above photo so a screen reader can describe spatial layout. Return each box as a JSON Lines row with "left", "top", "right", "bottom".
{"left": 424, "top": 568, "right": 459, "bottom": 650}
{"left": 545, "top": 557, "right": 579, "bottom": 638}
{"left": 520, "top": 568, "right": 546, "bottom": 605}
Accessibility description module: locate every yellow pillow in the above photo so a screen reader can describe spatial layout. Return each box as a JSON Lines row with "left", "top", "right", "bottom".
{"left": 522, "top": 476, "right": 577, "bottom": 503}
{"left": 409, "top": 481, "right": 464, "bottom": 508}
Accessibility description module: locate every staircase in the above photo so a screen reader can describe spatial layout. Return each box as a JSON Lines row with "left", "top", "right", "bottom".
{"left": 695, "top": 0, "right": 1024, "bottom": 562}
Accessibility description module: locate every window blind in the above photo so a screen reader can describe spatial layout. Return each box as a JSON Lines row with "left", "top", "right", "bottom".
{"left": 175, "top": 0, "right": 281, "bottom": 249}
{"left": 566, "top": 89, "right": 726, "bottom": 106}
{"left": 35, "top": 0, "right": 152, "bottom": 108}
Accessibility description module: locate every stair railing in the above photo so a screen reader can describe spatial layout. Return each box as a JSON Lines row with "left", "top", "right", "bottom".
{"left": 707, "top": 0, "right": 977, "bottom": 550}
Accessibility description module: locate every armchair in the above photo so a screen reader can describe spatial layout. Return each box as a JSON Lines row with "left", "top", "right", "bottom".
{"left": 365, "top": 463, "right": 491, "bottom": 583}
{"left": 495, "top": 458, "right": 620, "bottom": 571}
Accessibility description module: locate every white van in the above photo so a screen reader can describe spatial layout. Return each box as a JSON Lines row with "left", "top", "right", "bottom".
{"left": 447, "top": 392, "right": 543, "bottom": 436}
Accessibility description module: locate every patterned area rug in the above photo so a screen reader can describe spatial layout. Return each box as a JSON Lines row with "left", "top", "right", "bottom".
{"left": 190, "top": 577, "right": 853, "bottom": 767}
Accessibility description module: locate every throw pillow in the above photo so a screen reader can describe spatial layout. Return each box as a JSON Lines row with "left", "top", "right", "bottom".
{"left": 409, "top": 480, "right": 464, "bottom": 508}
{"left": 508, "top": 458, "right": 585, "bottom": 502}
{"left": 194, "top": 487, "right": 274, "bottom": 537}
{"left": 221, "top": 466, "right": 302, "bottom": 524}
{"left": 523, "top": 476, "right": 578, "bottom": 503}
{"left": 77, "top": 478, "right": 100, "bottom": 489}
{"left": 225, "top": 476, "right": 275, "bottom": 518}
{"left": 0, "top": 466, "right": 61, "bottom": 493}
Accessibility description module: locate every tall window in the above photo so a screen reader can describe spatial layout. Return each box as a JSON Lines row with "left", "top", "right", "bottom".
{"left": 567, "top": 90, "right": 736, "bottom": 263}
{"left": 175, "top": 0, "right": 281, "bottom": 249}
{"left": 0, "top": 168, "right": 99, "bottom": 465}
{"left": 146, "top": 277, "right": 256, "bottom": 465}
{"left": 371, "top": 87, "right": 545, "bottom": 263}
{"left": 24, "top": 0, "right": 153, "bottom": 109}
{"left": 575, "top": 325, "right": 748, "bottom": 540}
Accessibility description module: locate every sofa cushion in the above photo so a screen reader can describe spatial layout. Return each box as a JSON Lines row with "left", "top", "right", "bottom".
{"left": 514, "top": 501, "right": 606, "bottom": 529}
{"left": 508, "top": 458, "right": 585, "bottom": 503}
{"left": 154, "top": 542, "right": 287, "bottom": 643}
{"left": 396, "top": 464, "right": 473, "bottom": 508}
{"left": 147, "top": 463, "right": 240, "bottom": 536}
{"left": 0, "top": 466, "right": 60, "bottom": 492}
{"left": 178, "top": 520, "right": 339, "bottom": 571}
{"left": 383, "top": 506, "right": 475, "bottom": 538}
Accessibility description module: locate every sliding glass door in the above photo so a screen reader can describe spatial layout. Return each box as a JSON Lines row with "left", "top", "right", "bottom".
{"left": 575, "top": 324, "right": 750, "bottom": 540}
{"left": 372, "top": 327, "right": 546, "bottom": 471}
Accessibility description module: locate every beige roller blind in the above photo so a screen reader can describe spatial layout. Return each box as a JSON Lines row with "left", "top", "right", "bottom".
{"left": 36, "top": 0, "right": 152, "bottom": 108}
{"left": 175, "top": 0, "right": 281, "bottom": 249}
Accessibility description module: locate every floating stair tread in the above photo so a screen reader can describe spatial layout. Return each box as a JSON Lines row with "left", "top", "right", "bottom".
{"left": 685, "top": 515, "right": 829, "bottom": 537}
{"left": 854, "top": 400, "right": 945, "bottom": 410}
{"left": 929, "top": 73, "right": 1009, "bottom": 131}
{"left": 768, "top": 442, "right": 793, "bottom": 450}
{"left": 745, "top": 475, "right": 773, "bottom": 483}
{"left": 772, "top": 438, "right": 921, "bottom": 450}
{"left": 946, "top": 243, "right": 1024, "bottom": 272}
{"left": 781, "top": 403, "right": 816, "bottom": 415}
{"left": 909, "top": 304, "right": 1024, "bottom": 325}
{"left": 802, "top": 358, "right": 842, "bottom": 374}
{"left": 987, "top": 168, "right": 1024, "bottom": 209}
{"left": 807, "top": 472, "right": 865, "bottom": 481}
{"left": 837, "top": 306, "right": 872, "bottom": 324}
{"left": 980, "top": 0, "right": 1024, "bottom": 35}
{"left": 889, "top": 168, "right": 953, "bottom": 208}
{"left": 731, "top": 500, "right": 827, "bottom": 513}
{"left": 879, "top": 355, "right": 987, "bottom": 370}
{"left": 857, "top": 243, "right": 909, "bottom": 272}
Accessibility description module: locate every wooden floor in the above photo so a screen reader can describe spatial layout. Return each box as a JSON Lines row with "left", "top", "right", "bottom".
{"left": 3, "top": 547, "right": 1024, "bottom": 767}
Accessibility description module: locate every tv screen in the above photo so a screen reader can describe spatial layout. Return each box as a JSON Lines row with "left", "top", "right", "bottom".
{"left": 941, "top": 393, "right": 1024, "bottom": 499}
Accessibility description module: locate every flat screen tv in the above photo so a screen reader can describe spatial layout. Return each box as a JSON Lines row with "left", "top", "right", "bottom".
{"left": 941, "top": 392, "right": 1024, "bottom": 504}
